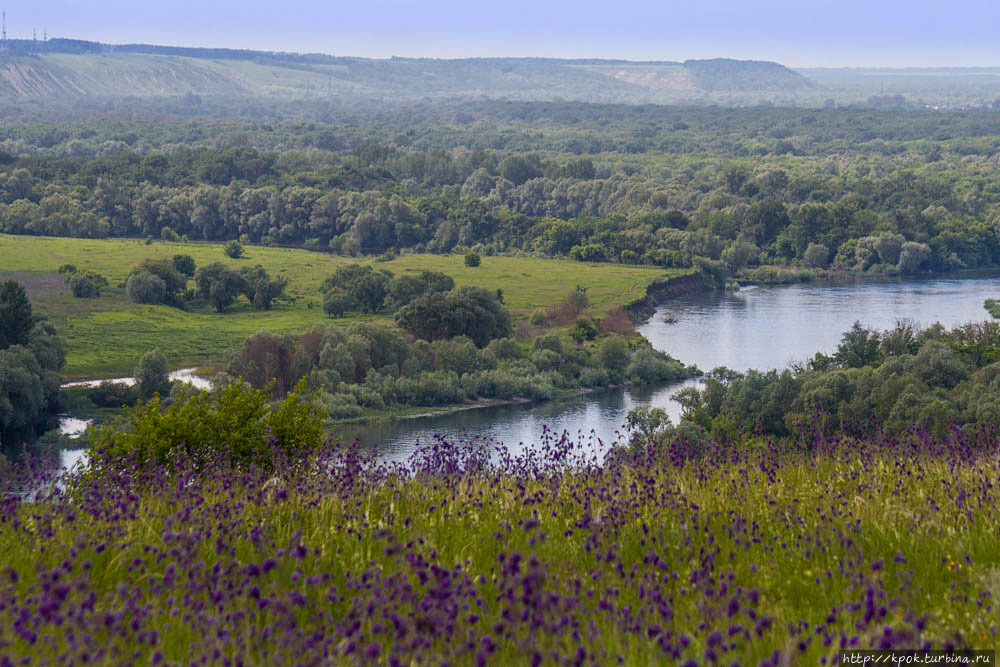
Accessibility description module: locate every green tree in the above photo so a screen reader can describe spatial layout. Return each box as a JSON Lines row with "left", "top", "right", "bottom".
{"left": 599, "top": 336, "right": 630, "bottom": 382}
{"left": 395, "top": 286, "right": 512, "bottom": 347}
{"left": 135, "top": 349, "right": 171, "bottom": 400}
{"left": 322, "top": 265, "right": 393, "bottom": 314}
{"left": 0, "top": 280, "right": 33, "bottom": 350}
{"left": 69, "top": 273, "right": 99, "bottom": 298}
{"left": 323, "top": 290, "right": 354, "bottom": 318}
{"left": 239, "top": 265, "right": 288, "bottom": 311}
{"left": 195, "top": 262, "right": 246, "bottom": 312}
{"left": 172, "top": 254, "right": 196, "bottom": 277}
{"left": 126, "top": 271, "right": 167, "bottom": 305}
{"left": 223, "top": 240, "right": 245, "bottom": 259}
{"left": 464, "top": 251, "right": 481, "bottom": 267}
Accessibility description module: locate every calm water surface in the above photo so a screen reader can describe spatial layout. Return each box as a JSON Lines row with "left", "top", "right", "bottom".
{"left": 60, "top": 275, "right": 1000, "bottom": 467}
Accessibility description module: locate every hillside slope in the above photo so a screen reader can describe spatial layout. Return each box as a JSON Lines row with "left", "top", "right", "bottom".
{"left": 0, "top": 40, "right": 816, "bottom": 103}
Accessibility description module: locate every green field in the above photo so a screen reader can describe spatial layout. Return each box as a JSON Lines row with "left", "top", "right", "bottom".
{"left": 0, "top": 234, "right": 686, "bottom": 377}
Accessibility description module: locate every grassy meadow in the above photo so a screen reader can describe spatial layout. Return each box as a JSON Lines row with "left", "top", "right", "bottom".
{"left": 0, "top": 233, "right": 686, "bottom": 377}
{"left": 2, "top": 430, "right": 997, "bottom": 663}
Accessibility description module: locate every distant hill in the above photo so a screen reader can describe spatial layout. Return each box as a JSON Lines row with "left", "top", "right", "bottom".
{"left": 0, "top": 39, "right": 816, "bottom": 104}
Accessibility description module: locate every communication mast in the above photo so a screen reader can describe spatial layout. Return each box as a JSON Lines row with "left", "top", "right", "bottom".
{"left": 1, "top": 12, "right": 7, "bottom": 54}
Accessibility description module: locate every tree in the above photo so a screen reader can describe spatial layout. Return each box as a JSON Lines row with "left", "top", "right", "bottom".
{"left": 126, "top": 271, "right": 167, "bottom": 305}
{"left": 498, "top": 155, "right": 541, "bottom": 186}
{"left": 464, "top": 251, "right": 481, "bottom": 267}
{"left": 322, "top": 265, "right": 393, "bottom": 314}
{"left": 395, "top": 286, "right": 512, "bottom": 347}
{"left": 135, "top": 349, "right": 171, "bottom": 400}
{"left": 129, "top": 259, "right": 187, "bottom": 306}
{"left": 834, "top": 322, "right": 881, "bottom": 369}
{"left": 223, "top": 240, "right": 245, "bottom": 259}
{"left": 69, "top": 273, "right": 99, "bottom": 298}
{"left": 803, "top": 243, "right": 830, "bottom": 269}
{"left": 172, "top": 254, "right": 196, "bottom": 277}
{"left": 323, "top": 290, "right": 354, "bottom": 318}
{"left": 196, "top": 262, "right": 246, "bottom": 312}
{"left": 226, "top": 331, "right": 311, "bottom": 398}
{"left": 599, "top": 337, "right": 630, "bottom": 381}
{"left": 898, "top": 241, "right": 931, "bottom": 274}
{"left": 239, "top": 265, "right": 288, "bottom": 311}
{"left": 0, "top": 280, "right": 33, "bottom": 350}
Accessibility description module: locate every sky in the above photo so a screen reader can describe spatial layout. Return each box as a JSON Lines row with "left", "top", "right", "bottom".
{"left": 10, "top": 0, "right": 1000, "bottom": 68}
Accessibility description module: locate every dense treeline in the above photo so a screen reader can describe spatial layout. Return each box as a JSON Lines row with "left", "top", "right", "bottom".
{"left": 2, "top": 104, "right": 1000, "bottom": 276}
{"left": 667, "top": 320, "right": 1000, "bottom": 440}
{"left": 220, "top": 324, "right": 693, "bottom": 419}
{"left": 0, "top": 280, "right": 65, "bottom": 450}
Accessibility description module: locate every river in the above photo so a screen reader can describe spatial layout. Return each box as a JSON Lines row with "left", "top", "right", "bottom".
{"left": 58, "top": 274, "right": 1000, "bottom": 468}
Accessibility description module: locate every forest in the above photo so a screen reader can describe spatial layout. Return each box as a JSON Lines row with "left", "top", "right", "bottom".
{"left": 0, "top": 103, "right": 999, "bottom": 284}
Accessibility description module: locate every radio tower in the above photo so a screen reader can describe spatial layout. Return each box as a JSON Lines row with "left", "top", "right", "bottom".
{"left": 1, "top": 12, "right": 7, "bottom": 54}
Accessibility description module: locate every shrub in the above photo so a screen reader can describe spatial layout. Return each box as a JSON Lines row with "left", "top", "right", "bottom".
{"left": 599, "top": 336, "right": 630, "bottom": 382}
{"left": 464, "top": 251, "right": 481, "bottom": 267}
{"left": 126, "top": 271, "right": 166, "bottom": 305}
{"left": 323, "top": 289, "right": 354, "bottom": 318}
{"left": 69, "top": 273, "right": 99, "bottom": 298}
{"left": 223, "top": 240, "right": 245, "bottom": 259}
{"left": 803, "top": 243, "right": 830, "bottom": 269}
{"left": 135, "top": 349, "right": 171, "bottom": 400}
{"left": 88, "top": 381, "right": 139, "bottom": 408}
{"left": 90, "top": 380, "right": 325, "bottom": 468}
{"left": 571, "top": 317, "right": 598, "bottom": 342}
{"left": 172, "top": 254, "right": 196, "bottom": 277}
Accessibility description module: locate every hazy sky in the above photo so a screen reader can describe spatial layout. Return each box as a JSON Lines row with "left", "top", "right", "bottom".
{"left": 11, "top": 0, "right": 1000, "bottom": 67}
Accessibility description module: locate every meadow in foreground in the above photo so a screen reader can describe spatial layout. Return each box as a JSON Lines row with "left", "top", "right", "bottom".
{"left": 1, "top": 423, "right": 997, "bottom": 665}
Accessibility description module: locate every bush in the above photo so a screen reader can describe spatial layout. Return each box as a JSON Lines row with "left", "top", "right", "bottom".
{"left": 323, "top": 289, "right": 354, "bottom": 318}
{"left": 571, "top": 317, "right": 598, "bottom": 342}
{"left": 464, "top": 251, "right": 481, "bottom": 267}
{"left": 88, "top": 381, "right": 139, "bottom": 408}
{"left": 599, "top": 337, "right": 630, "bottom": 382}
{"left": 530, "top": 309, "right": 547, "bottom": 326}
{"left": 172, "top": 254, "right": 196, "bottom": 277}
{"left": 90, "top": 381, "right": 325, "bottom": 468}
{"left": 126, "top": 271, "right": 166, "bottom": 304}
{"left": 195, "top": 263, "right": 245, "bottom": 312}
{"left": 69, "top": 273, "right": 99, "bottom": 298}
{"left": 803, "top": 243, "right": 830, "bottom": 269}
{"left": 135, "top": 349, "right": 171, "bottom": 400}
{"left": 223, "top": 240, "right": 245, "bottom": 259}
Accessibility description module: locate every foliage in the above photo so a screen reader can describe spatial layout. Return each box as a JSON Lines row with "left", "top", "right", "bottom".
{"left": 321, "top": 265, "right": 393, "bottom": 314}
{"left": 126, "top": 270, "right": 166, "bottom": 305}
{"left": 677, "top": 320, "right": 1000, "bottom": 438}
{"left": 172, "top": 254, "right": 196, "bottom": 277}
{"left": 395, "top": 286, "right": 512, "bottom": 347}
{"left": 0, "top": 283, "right": 64, "bottom": 448}
{"left": 0, "top": 280, "right": 33, "bottom": 349}
{"left": 463, "top": 251, "right": 481, "bottom": 267}
{"left": 221, "top": 324, "right": 691, "bottom": 414}
{"left": 195, "top": 262, "right": 245, "bottom": 312}
{"left": 238, "top": 265, "right": 288, "bottom": 311}
{"left": 135, "top": 349, "right": 171, "bottom": 400}
{"left": 89, "top": 380, "right": 325, "bottom": 468}
{"left": 88, "top": 380, "right": 139, "bottom": 408}
{"left": 5, "top": 426, "right": 999, "bottom": 663}
{"left": 223, "top": 240, "right": 244, "bottom": 259}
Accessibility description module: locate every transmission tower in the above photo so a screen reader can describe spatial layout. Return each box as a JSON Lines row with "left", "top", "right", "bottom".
{"left": 1, "top": 12, "right": 7, "bottom": 54}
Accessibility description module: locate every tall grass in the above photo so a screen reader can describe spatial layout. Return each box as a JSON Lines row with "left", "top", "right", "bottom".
{"left": 1, "top": 425, "right": 997, "bottom": 663}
